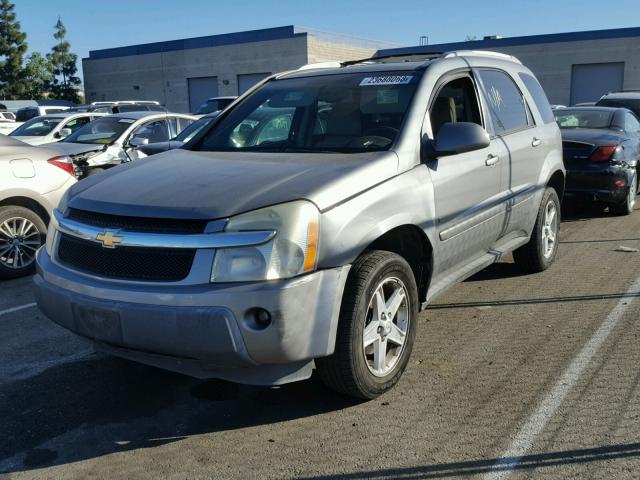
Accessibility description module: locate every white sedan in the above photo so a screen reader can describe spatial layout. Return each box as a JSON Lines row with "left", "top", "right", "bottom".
{"left": 0, "top": 135, "right": 76, "bottom": 278}
{"left": 10, "top": 112, "right": 106, "bottom": 146}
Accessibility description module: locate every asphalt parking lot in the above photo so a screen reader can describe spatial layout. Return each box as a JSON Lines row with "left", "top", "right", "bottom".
{"left": 1, "top": 202, "right": 640, "bottom": 480}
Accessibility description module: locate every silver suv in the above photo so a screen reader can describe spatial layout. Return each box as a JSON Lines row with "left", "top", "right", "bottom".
{"left": 34, "top": 51, "right": 564, "bottom": 399}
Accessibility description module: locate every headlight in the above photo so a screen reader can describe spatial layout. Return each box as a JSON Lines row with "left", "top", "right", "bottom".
{"left": 211, "top": 200, "right": 320, "bottom": 282}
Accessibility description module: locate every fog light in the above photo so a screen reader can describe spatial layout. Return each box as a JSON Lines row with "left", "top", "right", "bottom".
{"left": 245, "top": 307, "right": 272, "bottom": 330}
{"left": 615, "top": 180, "right": 626, "bottom": 187}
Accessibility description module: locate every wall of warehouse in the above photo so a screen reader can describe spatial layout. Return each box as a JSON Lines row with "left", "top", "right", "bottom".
{"left": 459, "top": 37, "right": 640, "bottom": 106}
{"left": 82, "top": 35, "right": 377, "bottom": 113}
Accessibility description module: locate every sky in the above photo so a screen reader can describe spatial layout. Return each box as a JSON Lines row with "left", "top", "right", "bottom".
{"left": 14, "top": 0, "right": 640, "bottom": 81}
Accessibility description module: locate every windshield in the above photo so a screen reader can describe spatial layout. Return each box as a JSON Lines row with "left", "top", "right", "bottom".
{"left": 555, "top": 110, "right": 613, "bottom": 129}
{"left": 597, "top": 98, "right": 640, "bottom": 117}
{"left": 175, "top": 116, "right": 215, "bottom": 142}
{"left": 193, "top": 71, "right": 421, "bottom": 153}
{"left": 10, "top": 117, "right": 63, "bottom": 136}
{"left": 64, "top": 116, "right": 134, "bottom": 144}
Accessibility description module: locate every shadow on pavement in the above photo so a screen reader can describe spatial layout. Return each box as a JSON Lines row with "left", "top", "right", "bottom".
{"left": 0, "top": 355, "right": 359, "bottom": 473}
{"left": 296, "top": 442, "right": 640, "bottom": 479}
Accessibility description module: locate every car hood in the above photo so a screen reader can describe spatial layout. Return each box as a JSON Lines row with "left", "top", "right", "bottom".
{"left": 44, "top": 141, "right": 107, "bottom": 156}
{"left": 11, "top": 135, "right": 50, "bottom": 145}
{"left": 66, "top": 149, "right": 399, "bottom": 219}
{"left": 560, "top": 128, "right": 625, "bottom": 145}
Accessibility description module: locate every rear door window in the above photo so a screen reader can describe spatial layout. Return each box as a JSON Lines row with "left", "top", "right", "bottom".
{"left": 518, "top": 73, "right": 555, "bottom": 124}
{"left": 625, "top": 112, "right": 640, "bottom": 135}
{"left": 478, "top": 70, "right": 531, "bottom": 134}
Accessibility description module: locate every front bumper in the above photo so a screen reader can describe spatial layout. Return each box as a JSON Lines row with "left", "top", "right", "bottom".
{"left": 565, "top": 165, "right": 633, "bottom": 204}
{"left": 34, "top": 248, "right": 350, "bottom": 385}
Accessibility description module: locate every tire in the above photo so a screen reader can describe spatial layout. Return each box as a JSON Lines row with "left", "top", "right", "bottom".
{"left": 609, "top": 173, "right": 637, "bottom": 216}
{"left": 316, "top": 250, "right": 418, "bottom": 399}
{"left": 0, "top": 206, "right": 47, "bottom": 279}
{"left": 513, "top": 187, "right": 561, "bottom": 273}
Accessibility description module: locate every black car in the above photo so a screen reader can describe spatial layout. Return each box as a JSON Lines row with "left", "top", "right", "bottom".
{"left": 556, "top": 107, "right": 640, "bottom": 215}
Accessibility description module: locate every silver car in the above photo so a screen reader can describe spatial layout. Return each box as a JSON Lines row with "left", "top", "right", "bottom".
{"left": 45, "top": 112, "right": 197, "bottom": 177}
{"left": 34, "top": 51, "right": 565, "bottom": 398}
{"left": 0, "top": 135, "right": 76, "bottom": 278}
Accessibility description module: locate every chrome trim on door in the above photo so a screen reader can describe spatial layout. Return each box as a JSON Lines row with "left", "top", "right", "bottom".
{"left": 53, "top": 209, "right": 276, "bottom": 249}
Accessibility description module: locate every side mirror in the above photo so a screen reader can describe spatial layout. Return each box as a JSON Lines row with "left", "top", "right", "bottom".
{"left": 129, "top": 136, "right": 149, "bottom": 147}
{"left": 426, "top": 122, "right": 490, "bottom": 157}
{"left": 56, "top": 127, "right": 72, "bottom": 139}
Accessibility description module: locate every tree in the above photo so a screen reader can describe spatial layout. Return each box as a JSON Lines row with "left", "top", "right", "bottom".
{"left": 47, "top": 17, "right": 81, "bottom": 102}
{"left": 0, "top": 0, "right": 27, "bottom": 99}
{"left": 23, "top": 52, "right": 52, "bottom": 99}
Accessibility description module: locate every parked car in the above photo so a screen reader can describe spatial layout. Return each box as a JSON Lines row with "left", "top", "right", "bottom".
{"left": 46, "top": 112, "right": 197, "bottom": 176}
{"left": 0, "top": 118, "right": 19, "bottom": 135}
{"left": 596, "top": 91, "right": 640, "bottom": 117}
{"left": 15, "top": 105, "right": 70, "bottom": 122}
{"left": 555, "top": 106, "right": 639, "bottom": 214}
{"left": 135, "top": 112, "right": 219, "bottom": 157}
{"left": 34, "top": 51, "right": 564, "bottom": 399}
{"left": 0, "top": 135, "right": 76, "bottom": 278}
{"left": 68, "top": 101, "right": 166, "bottom": 114}
{"left": 194, "top": 96, "right": 236, "bottom": 115}
{"left": 10, "top": 112, "right": 106, "bottom": 146}
{"left": 0, "top": 112, "right": 16, "bottom": 121}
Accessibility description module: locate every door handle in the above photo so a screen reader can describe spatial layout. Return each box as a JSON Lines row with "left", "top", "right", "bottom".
{"left": 532, "top": 137, "right": 542, "bottom": 147}
{"left": 485, "top": 154, "right": 499, "bottom": 167}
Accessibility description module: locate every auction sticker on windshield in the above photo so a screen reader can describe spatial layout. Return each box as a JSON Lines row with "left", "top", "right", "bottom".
{"left": 360, "top": 75, "right": 414, "bottom": 86}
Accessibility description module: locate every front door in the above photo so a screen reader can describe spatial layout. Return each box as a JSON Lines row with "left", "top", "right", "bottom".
{"left": 426, "top": 72, "right": 507, "bottom": 275}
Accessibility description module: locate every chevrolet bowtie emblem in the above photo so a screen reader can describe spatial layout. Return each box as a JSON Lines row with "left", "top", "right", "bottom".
{"left": 96, "top": 231, "right": 123, "bottom": 248}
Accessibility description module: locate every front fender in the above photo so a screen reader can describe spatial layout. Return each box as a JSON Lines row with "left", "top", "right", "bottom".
{"left": 318, "top": 166, "right": 436, "bottom": 269}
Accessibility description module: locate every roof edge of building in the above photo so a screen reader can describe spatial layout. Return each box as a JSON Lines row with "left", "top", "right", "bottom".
{"left": 377, "top": 26, "right": 640, "bottom": 56}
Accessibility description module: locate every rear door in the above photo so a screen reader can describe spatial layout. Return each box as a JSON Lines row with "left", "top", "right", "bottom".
{"left": 476, "top": 69, "right": 547, "bottom": 237}
{"left": 426, "top": 71, "right": 507, "bottom": 275}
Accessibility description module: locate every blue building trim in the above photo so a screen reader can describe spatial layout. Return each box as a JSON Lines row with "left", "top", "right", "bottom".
{"left": 377, "top": 26, "right": 640, "bottom": 57}
{"left": 87, "top": 25, "right": 306, "bottom": 60}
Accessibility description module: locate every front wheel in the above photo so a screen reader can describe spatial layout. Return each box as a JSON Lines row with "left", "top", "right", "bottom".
{"left": 513, "top": 187, "right": 561, "bottom": 273}
{"left": 0, "top": 206, "right": 47, "bottom": 279}
{"left": 316, "top": 250, "right": 418, "bottom": 399}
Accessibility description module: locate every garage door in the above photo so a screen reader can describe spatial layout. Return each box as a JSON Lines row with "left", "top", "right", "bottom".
{"left": 188, "top": 77, "right": 218, "bottom": 113}
{"left": 238, "top": 73, "right": 271, "bottom": 95}
{"left": 570, "top": 63, "right": 624, "bottom": 106}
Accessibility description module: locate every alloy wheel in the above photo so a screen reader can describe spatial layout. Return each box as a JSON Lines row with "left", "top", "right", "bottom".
{"left": 541, "top": 201, "right": 558, "bottom": 259}
{"left": 0, "top": 217, "right": 42, "bottom": 270}
{"left": 362, "top": 277, "right": 410, "bottom": 377}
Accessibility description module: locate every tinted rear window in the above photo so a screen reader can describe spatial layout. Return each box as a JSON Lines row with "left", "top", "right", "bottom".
{"left": 518, "top": 73, "right": 555, "bottom": 124}
{"left": 596, "top": 98, "right": 640, "bottom": 118}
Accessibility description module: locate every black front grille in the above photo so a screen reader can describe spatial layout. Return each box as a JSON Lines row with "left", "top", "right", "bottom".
{"left": 58, "top": 233, "right": 195, "bottom": 282}
{"left": 67, "top": 208, "right": 207, "bottom": 234}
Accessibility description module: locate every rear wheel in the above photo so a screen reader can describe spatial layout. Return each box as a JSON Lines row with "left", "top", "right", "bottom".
{"left": 610, "top": 173, "right": 637, "bottom": 216}
{"left": 316, "top": 250, "right": 418, "bottom": 399}
{"left": 513, "top": 188, "right": 560, "bottom": 273}
{"left": 0, "top": 206, "right": 47, "bottom": 279}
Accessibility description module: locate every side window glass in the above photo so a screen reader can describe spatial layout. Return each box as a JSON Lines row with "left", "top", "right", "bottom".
{"left": 478, "top": 70, "right": 529, "bottom": 134}
{"left": 429, "top": 76, "right": 482, "bottom": 137}
{"left": 132, "top": 120, "right": 170, "bottom": 143}
{"left": 254, "top": 113, "right": 294, "bottom": 145}
{"left": 64, "top": 117, "right": 91, "bottom": 133}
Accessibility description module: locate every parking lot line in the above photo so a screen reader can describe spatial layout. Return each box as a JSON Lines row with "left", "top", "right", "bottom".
{"left": 0, "top": 302, "right": 37, "bottom": 317}
{"left": 483, "top": 273, "right": 640, "bottom": 480}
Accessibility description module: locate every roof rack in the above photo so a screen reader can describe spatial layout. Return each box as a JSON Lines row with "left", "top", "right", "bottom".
{"left": 442, "top": 50, "right": 522, "bottom": 64}
{"left": 296, "top": 61, "right": 343, "bottom": 71}
{"left": 605, "top": 89, "right": 640, "bottom": 94}
{"left": 342, "top": 51, "right": 443, "bottom": 67}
